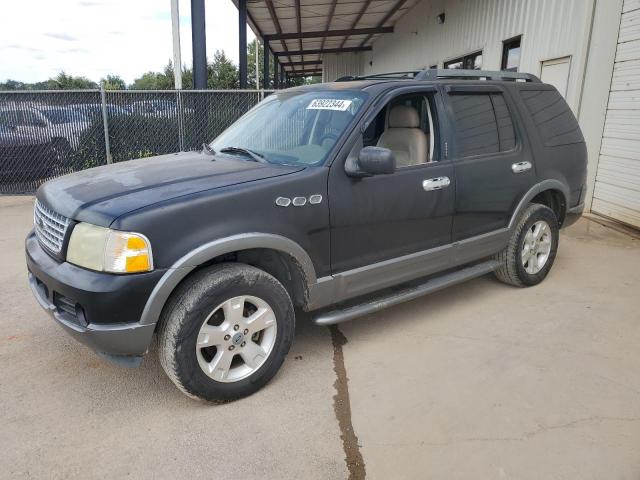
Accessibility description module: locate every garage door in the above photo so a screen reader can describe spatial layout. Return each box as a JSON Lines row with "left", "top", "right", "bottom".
{"left": 592, "top": 0, "right": 640, "bottom": 228}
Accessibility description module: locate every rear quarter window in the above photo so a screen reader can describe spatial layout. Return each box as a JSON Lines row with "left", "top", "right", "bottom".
{"left": 520, "top": 89, "right": 584, "bottom": 147}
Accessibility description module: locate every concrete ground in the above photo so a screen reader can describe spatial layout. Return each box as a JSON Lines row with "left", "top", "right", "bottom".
{"left": 1, "top": 195, "right": 639, "bottom": 480}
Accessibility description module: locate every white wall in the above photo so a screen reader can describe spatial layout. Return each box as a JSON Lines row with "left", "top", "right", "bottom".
{"left": 359, "top": 0, "right": 595, "bottom": 112}
{"left": 322, "top": 52, "right": 364, "bottom": 83}
{"left": 589, "top": 0, "right": 640, "bottom": 227}
{"left": 577, "top": 0, "right": 625, "bottom": 211}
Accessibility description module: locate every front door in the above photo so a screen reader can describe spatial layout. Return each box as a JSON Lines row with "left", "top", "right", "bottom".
{"left": 328, "top": 88, "right": 455, "bottom": 297}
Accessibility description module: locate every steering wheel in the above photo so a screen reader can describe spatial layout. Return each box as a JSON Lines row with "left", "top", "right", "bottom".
{"left": 318, "top": 132, "right": 339, "bottom": 146}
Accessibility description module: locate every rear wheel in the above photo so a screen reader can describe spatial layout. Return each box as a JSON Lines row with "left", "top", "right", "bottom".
{"left": 494, "top": 203, "right": 559, "bottom": 287}
{"left": 158, "top": 263, "right": 295, "bottom": 401}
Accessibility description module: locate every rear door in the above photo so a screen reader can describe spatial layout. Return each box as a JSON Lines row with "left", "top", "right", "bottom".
{"left": 443, "top": 84, "right": 536, "bottom": 240}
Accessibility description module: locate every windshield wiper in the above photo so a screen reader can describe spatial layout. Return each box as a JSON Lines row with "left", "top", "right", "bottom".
{"left": 202, "top": 143, "right": 216, "bottom": 156}
{"left": 219, "top": 146, "right": 268, "bottom": 163}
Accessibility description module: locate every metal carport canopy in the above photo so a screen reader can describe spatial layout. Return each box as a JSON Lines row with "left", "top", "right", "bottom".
{"left": 230, "top": 0, "right": 420, "bottom": 78}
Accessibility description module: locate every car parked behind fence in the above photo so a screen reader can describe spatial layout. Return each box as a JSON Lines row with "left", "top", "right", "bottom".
{"left": 0, "top": 106, "right": 56, "bottom": 192}
{"left": 35, "top": 105, "right": 91, "bottom": 151}
{"left": 0, "top": 89, "right": 268, "bottom": 194}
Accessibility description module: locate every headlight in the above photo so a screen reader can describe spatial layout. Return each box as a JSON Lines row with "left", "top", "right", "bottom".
{"left": 66, "top": 223, "right": 153, "bottom": 273}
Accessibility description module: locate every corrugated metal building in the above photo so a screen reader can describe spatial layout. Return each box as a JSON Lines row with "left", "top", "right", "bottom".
{"left": 237, "top": 0, "right": 640, "bottom": 229}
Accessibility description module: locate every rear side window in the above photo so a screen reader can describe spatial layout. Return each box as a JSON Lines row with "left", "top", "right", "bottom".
{"left": 492, "top": 94, "right": 516, "bottom": 151}
{"left": 520, "top": 89, "right": 584, "bottom": 146}
{"left": 449, "top": 93, "right": 516, "bottom": 157}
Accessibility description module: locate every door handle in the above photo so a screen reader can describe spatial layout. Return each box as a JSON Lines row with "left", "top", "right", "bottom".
{"left": 422, "top": 176, "right": 451, "bottom": 191}
{"left": 512, "top": 161, "right": 532, "bottom": 173}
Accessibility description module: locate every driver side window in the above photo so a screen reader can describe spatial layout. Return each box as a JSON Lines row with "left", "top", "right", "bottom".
{"left": 363, "top": 93, "right": 436, "bottom": 166}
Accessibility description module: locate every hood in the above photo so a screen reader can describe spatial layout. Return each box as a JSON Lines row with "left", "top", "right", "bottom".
{"left": 37, "top": 151, "right": 304, "bottom": 226}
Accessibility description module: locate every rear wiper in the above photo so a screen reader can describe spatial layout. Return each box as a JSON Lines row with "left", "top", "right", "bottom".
{"left": 219, "top": 146, "right": 267, "bottom": 163}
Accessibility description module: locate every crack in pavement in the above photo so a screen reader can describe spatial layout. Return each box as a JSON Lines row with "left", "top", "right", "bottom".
{"left": 366, "top": 415, "right": 640, "bottom": 448}
{"left": 329, "top": 325, "right": 366, "bottom": 480}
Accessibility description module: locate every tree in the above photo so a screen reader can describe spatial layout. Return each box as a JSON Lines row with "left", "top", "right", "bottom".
{"left": 130, "top": 72, "right": 163, "bottom": 90}
{"left": 159, "top": 62, "right": 178, "bottom": 89}
{"left": 130, "top": 61, "right": 175, "bottom": 89}
{"left": 130, "top": 61, "right": 193, "bottom": 90}
{"left": 47, "top": 71, "right": 98, "bottom": 89}
{"left": 162, "top": 62, "right": 196, "bottom": 90}
{"left": 101, "top": 74, "right": 126, "bottom": 90}
{"left": 287, "top": 75, "right": 321, "bottom": 87}
{"left": 0, "top": 79, "right": 26, "bottom": 90}
{"left": 0, "top": 73, "right": 100, "bottom": 90}
{"left": 181, "top": 68, "right": 193, "bottom": 89}
{"left": 246, "top": 41, "right": 320, "bottom": 89}
{"left": 208, "top": 50, "right": 238, "bottom": 89}
{"left": 306, "top": 76, "right": 322, "bottom": 85}
{"left": 247, "top": 39, "right": 275, "bottom": 89}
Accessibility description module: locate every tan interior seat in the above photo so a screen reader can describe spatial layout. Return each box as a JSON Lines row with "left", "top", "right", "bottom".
{"left": 377, "top": 105, "right": 428, "bottom": 167}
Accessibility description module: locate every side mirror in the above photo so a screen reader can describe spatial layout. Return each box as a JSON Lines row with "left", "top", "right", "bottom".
{"left": 356, "top": 146, "right": 396, "bottom": 175}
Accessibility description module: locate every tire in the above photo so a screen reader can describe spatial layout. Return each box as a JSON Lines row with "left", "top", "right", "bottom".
{"left": 158, "top": 263, "right": 295, "bottom": 402}
{"left": 494, "top": 203, "right": 559, "bottom": 287}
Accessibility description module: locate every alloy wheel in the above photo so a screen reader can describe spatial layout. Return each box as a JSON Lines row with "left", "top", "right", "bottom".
{"left": 195, "top": 295, "right": 277, "bottom": 383}
{"left": 521, "top": 220, "right": 552, "bottom": 274}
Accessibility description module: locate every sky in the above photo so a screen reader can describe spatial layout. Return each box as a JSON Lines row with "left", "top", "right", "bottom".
{"left": 0, "top": 0, "right": 256, "bottom": 84}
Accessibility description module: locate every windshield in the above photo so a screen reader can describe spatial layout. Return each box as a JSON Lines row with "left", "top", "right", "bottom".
{"left": 211, "top": 90, "right": 368, "bottom": 166}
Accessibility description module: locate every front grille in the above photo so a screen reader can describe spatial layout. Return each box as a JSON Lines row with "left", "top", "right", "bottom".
{"left": 34, "top": 200, "right": 70, "bottom": 254}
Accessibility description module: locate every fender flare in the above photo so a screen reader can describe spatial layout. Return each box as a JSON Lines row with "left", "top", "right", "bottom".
{"left": 139, "top": 233, "right": 317, "bottom": 325}
{"left": 508, "top": 179, "right": 570, "bottom": 230}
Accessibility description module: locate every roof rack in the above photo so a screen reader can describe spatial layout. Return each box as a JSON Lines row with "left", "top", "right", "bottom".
{"left": 336, "top": 68, "right": 540, "bottom": 83}
{"left": 336, "top": 71, "right": 422, "bottom": 82}
{"left": 415, "top": 69, "right": 540, "bottom": 82}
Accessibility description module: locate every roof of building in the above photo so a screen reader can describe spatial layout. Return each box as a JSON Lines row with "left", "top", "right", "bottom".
{"left": 230, "top": 0, "right": 421, "bottom": 77}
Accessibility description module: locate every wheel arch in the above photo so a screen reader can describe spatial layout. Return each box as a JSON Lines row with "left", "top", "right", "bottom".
{"left": 140, "top": 233, "right": 317, "bottom": 326}
{"left": 509, "top": 180, "right": 570, "bottom": 230}
{"left": 530, "top": 189, "right": 567, "bottom": 226}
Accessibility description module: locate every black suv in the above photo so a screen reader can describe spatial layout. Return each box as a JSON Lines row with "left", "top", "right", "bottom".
{"left": 26, "top": 69, "right": 586, "bottom": 401}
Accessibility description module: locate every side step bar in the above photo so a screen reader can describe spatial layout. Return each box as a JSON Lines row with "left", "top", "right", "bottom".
{"left": 313, "top": 260, "right": 500, "bottom": 326}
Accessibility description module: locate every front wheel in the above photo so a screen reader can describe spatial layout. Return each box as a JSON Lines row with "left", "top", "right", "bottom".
{"left": 494, "top": 203, "right": 559, "bottom": 287}
{"left": 158, "top": 263, "right": 295, "bottom": 401}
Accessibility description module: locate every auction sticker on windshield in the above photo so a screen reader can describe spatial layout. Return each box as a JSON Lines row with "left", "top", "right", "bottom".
{"left": 307, "top": 99, "right": 353, "bottom": 111}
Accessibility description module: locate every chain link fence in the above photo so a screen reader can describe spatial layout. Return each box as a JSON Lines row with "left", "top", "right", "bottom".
{"left": 0, "top": 88, "right": 270, "bottom": 194}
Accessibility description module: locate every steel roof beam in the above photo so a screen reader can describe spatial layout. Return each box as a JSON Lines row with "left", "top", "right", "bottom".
{"left": 320, "top": 0, "right": 338, "bottom": 52}
{"left": 339, "top": 0, "right": 373, "bottom": 49}
{"left": 264, "top": 0, "right": 294, "bottom": 70}
{"left": 273, "top": 46, "right": 372, "bottom": 56}
{"left": 264, "top": 26, "right": 393, "bottom": 41}
{"left": 295, "top": 0, "right": 303, "bottom": 62}
{"left": 280, "top": 60, "right": 323, "bottom": 66}
{"left": 359, "top": 0, "right": 408, "bottom": 47}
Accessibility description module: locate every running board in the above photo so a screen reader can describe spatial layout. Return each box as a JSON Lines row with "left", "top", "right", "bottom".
{"left": 313, "top": 260, "right": 500, "bottom": 326}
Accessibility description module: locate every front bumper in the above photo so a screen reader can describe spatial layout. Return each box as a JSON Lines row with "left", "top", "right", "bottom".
{"left": 25, "top": 230, "right": 165, "bottom": 364}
